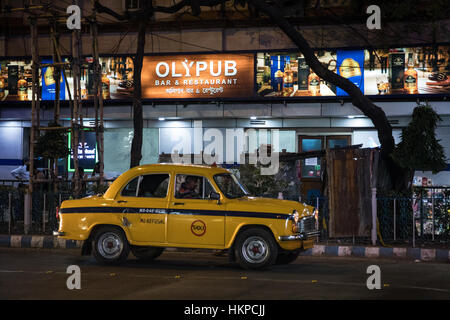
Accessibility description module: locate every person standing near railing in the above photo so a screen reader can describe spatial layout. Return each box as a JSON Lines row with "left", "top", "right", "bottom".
{"left": 10, "top": 159, "right": 30, "bottom": 182}
{"left": 78, "top": 166, "right": 87, "bottom": 198}
{"left": 10, "top": 159, "right": 30, "bottom": 222}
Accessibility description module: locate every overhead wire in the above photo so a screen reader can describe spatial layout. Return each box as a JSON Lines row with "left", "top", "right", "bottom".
{"left": 3, "top": 1, "right": 262, "bottom": 58}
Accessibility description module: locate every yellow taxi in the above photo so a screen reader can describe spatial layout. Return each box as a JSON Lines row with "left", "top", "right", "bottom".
{"left": 54, "top": 163, "right": 318, "bottom": 269}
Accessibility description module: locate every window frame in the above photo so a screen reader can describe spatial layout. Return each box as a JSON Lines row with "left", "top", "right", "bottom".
{"left": 298, "top": 135, "right": 324, "bottom": 181}
{"left": 174, "top": 174, "right": 218, "bottom": 200}
{"left": 326, "top": 135, "right": 351, "bottom": 149}
{"left": 213, "top": 173, "right": 249, "bottom": 199}
{"left": 119, "top": 173, "right": 171, "bottom": 199}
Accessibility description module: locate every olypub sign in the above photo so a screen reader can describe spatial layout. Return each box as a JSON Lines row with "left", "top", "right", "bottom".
{"left": 141, "top": 53, "right": 254, "bottom": 99}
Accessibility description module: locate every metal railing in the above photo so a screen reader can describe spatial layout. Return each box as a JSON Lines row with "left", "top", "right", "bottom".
{"left": 1, "top": 182, "right": 449, "bottom": 245}
{"left": 0, "top": 178, "right": 114, "bottom": 235}
{"left": 307, "top": 188, "right": 450, "bottom": 246}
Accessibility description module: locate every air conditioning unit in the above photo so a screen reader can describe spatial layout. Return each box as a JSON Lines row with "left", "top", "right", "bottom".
{"left": 250, "top": 120, "right": 266, "bottom": 125}
{"left": 123, "top": 0, "right": 142, "bottom": 12}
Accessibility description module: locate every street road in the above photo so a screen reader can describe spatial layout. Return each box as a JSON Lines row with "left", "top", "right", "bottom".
{"left": 0, "top": 248, "right": 449, "bottom": 300}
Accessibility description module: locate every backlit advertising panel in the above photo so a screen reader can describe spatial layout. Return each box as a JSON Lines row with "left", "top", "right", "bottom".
{"left": 141, "top": 53, "right": 255, "bottom": 99}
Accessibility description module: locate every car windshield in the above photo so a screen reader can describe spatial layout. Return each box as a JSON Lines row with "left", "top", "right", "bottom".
{"left": 214, "top": 173, "right": 249, "bottom": 199}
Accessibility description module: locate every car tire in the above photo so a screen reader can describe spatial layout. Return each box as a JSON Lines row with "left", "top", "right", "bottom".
{"left": 131, "top": 246, "right": 164, "bottom": 261}
{"left": 276, "top": 250, "right": 300, "bottom": 265}
{"left": 92, "top": 226, "right": 130, "bottom": 265}
{"left": 234, "top": 228, "right": 278, "bottom": 270}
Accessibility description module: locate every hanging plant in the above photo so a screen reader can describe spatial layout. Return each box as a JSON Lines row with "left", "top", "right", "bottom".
{"left": 392, "top": 102, "right": 447, "bottom": 174}
{"left": 34, "top": 122, "right": 70, "bottom": 160}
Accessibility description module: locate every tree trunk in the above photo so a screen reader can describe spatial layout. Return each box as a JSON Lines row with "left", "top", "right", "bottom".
{"left": 129, "top": 17, "right": 147, "bottom": 168}
{"left": 91, "top": 16, "right": 105, "bottom": 184}
{"left": 51, "top": 23, "right": 61, "bottom": 195}
{"left": 249, "top": 0, "right": 411, "bottom": 192}
{"left": 71, "top": 21, "right": 81, "bottom": 198}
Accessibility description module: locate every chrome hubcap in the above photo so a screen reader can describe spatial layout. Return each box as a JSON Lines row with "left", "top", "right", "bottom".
{"left": 98, "top": 232, "right": 123, "bottom": 259}
{"left": 242, "top": 236, "right": 269, "bottom": 264}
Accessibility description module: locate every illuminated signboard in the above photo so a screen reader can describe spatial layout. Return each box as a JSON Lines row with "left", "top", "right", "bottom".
{"left": 41, "top": 58, "right": 66, "bottom": 101}
{"left": 68, "top": 131, "right": 98, "bottom": 173}
{"left": 256, "top": 46, "right": 450, "bottom": 97}
{"left": 141, "top": 53, "right": 255, "bottom": 99}
{"left": 1, "top": 46, "right": 449, "bottom": 102}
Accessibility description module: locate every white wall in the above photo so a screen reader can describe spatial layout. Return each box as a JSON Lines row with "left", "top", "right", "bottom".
{"left": 353, "top": 129, "right": 402, "bottom": 148}
{"left": 0, "top": 126, "right": 24, "bottom": 180}
{"left": 414, "top": 126, "right": 450, "bottom": 186}
{"left": 354, "top": 127, "right": 450, "bottom": 186}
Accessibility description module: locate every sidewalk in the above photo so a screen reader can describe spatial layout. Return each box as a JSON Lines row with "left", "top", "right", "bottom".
{"left": 1, "top": 234, "right": 449, "bottom": 262}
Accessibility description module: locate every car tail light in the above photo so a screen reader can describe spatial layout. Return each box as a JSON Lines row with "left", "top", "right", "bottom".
{"left": 56, "top": 206, "right": 60, "bottom": 220}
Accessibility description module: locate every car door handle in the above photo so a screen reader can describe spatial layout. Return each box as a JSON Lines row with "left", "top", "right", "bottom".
{"left": 117, "top": 200, "right": 127, "bottom": 203}
{"left": 173, "top": 202, "right": 184, "bottom": 205}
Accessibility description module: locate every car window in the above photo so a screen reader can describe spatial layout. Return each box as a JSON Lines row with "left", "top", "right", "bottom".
{"left": 214, "top": 173, "right": 248, "bottom": 199}
{"left": 121, "top": 174, "right": 170, "bottom": 198}
{"left": 175, "top": 174, "right": 216, "bottom": 199}
{"left": 137, "top": 174, "right": 170, "bottom": 198}
{"left": 204, "top": 179, "right": 216, "bottom": 198}
{"left": 121, "top": 176, "right": 139, "bottom": 197}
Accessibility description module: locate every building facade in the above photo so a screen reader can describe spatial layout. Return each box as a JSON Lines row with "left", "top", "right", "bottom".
{"left": 1, "top": 0, "right": 449, "bottom": 196}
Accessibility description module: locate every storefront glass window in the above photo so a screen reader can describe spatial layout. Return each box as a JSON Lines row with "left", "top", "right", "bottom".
{"left": 302, "top": 138, "right": 322, "bottom": 152}
{"left": 104, "top": 128, "right": 159, "bottom": 177}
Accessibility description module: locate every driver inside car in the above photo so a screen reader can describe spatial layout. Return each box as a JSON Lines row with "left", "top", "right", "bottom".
{"left": 177, "top": 175, "right": 200, "bottom": 199}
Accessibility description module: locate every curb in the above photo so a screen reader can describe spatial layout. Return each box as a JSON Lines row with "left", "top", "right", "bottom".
{"left": 299, "top": 245, "right": 450, "bottom": 262}
{"left": 0, "top": 235, "right": 82, "bottom": 250}
{"left": 1, "top": 235, "right": 449, "bottom": 262}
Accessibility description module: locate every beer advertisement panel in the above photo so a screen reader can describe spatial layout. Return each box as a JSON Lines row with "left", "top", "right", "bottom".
{"left": 0, "top": 56, "right": 134, "bottom": 101}
{"left": 256, "top": 45, "right": 450, "bottom": 97}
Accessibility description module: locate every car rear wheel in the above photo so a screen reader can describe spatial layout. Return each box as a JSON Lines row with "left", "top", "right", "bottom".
{"left": 234, "top": 228, "right": 278, "bottom": 270}
{"left": 131, "top": 246, "right": 164, "bottom": 261}
{"left": 92, "top": 226, "right": 130, "bottom": 265}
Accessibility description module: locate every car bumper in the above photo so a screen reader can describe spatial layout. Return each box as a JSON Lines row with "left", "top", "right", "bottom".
{"left": 53, "top": 231, "right": 65, "bottom": 236}
{"left": 278, "top": 230, "right": 320, "bottom": 241}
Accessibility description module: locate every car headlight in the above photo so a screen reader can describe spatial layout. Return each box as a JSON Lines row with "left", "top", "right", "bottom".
{"left": 291, "top": 210, "right": 300, "bottom": 224}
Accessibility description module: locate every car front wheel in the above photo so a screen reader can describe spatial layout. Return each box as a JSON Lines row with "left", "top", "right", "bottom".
{"left": 92, "top": 226, "right": 130, "bottom": 265}
{"left": 234, "top": 228, "right": 278, "bottom": 270}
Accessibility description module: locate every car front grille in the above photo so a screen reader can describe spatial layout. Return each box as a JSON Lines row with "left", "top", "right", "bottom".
{"left": 299, "top": 216, "right": 316, "bottom": 234}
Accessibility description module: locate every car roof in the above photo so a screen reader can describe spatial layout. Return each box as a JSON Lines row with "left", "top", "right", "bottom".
{"left": 103, "top": 163, "right": 230, "bottom": 199}
{"left": 132, "top": 163, "right": 230, "bottom": 174}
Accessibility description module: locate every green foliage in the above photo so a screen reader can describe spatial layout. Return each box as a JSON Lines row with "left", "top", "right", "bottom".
{"left": 392, "top": 102, "right": 447, "bottom": 174}
{"left": 88, "top": 183, "right": 109, "bottom": 195}
{"left": 34, "top": 122, "right": 70, "bottom": 160}
{"left": 238, "top": 164, "right": 288, "bottom": 198}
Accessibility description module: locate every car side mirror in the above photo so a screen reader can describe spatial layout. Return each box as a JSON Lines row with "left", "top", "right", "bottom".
{"left": 209, "top": 192, "right": 221, "bottom": 204}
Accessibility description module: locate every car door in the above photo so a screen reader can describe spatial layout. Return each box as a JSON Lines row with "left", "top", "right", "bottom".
{"left": 167, "top": 174, "right": 225, "bottom": 246}
{"left": 115, "top": 173, "right": 170, "bottom": 243}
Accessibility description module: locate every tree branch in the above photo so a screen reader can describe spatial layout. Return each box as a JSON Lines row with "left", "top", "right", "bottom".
{"left": 94, "top": 1, "right": 128, "bottom": 21}
{"left": 153, "top": 0, "right": 229, "bottom": 14}
{"left": 249, "top": 0, "right": 395, "bottom": 157}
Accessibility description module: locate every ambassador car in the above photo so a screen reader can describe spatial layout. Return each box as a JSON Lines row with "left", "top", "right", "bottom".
{"left": 54, "top": 164, "right": 318, "bottom": 269}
